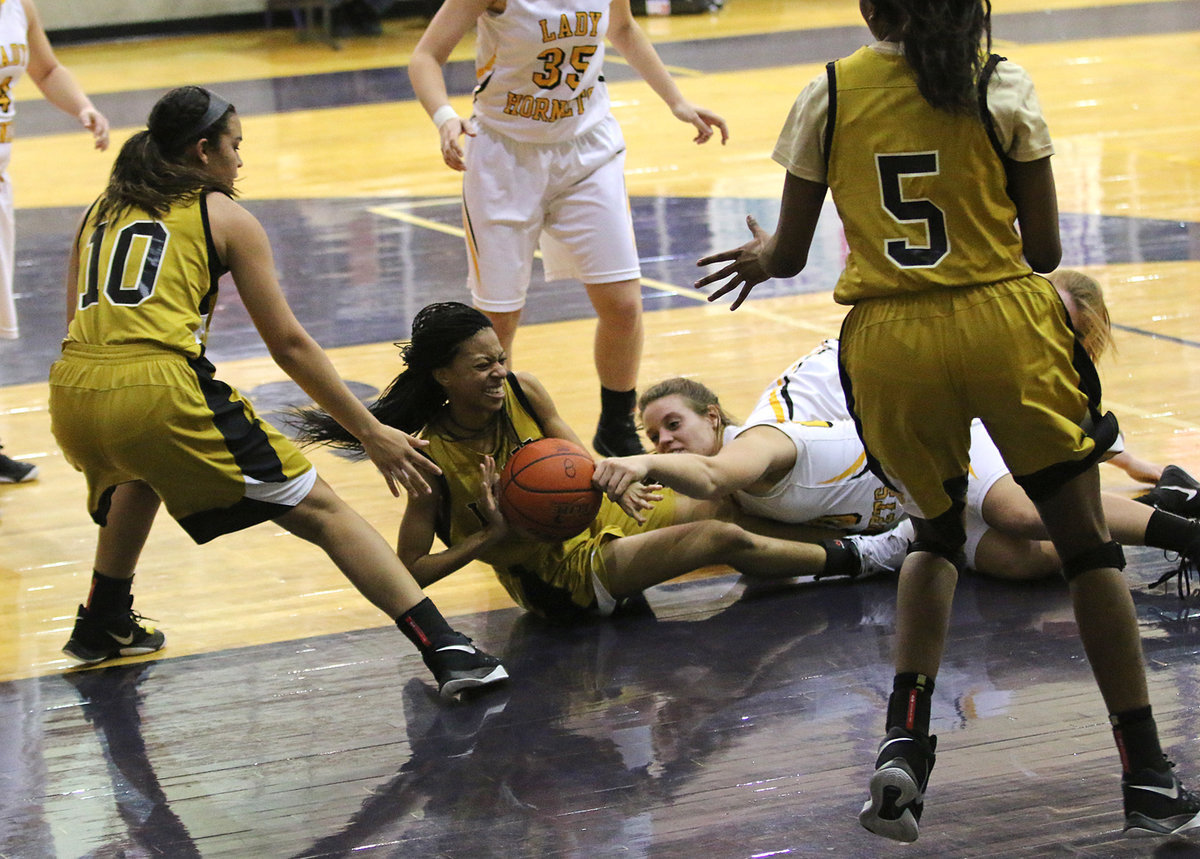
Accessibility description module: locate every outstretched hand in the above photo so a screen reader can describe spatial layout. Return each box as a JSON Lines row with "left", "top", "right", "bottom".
{"left": 694, "top": 214, "right": 773, "bottom": 310}
{"left": 361, "top": 427, "right": 443, "bottom": 497}
{"left": 593, "top": 456, "right": 663, "bottom": 523}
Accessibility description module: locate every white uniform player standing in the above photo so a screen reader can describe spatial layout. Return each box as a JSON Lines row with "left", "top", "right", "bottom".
{"left": 0, "top": 0, "right": 109, "bottom": 485}
{"left": 408, "top": 0, "right": 728, "bottom": 459}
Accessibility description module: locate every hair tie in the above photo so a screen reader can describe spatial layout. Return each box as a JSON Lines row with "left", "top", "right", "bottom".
{"left": 159, "top": 91, "right": 232, "bottom": 150}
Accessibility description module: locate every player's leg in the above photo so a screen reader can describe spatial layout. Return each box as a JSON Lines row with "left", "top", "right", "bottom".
{"left": 585, "top": 276, "right": 645, "bottom": 456}
{"left": 463, "top": 123, "right": 541, "bottom": 370}
{"left": 481, "top": 308, "right": 521, "bottom": 366}
{"left": 276, "top": 477, "right": 507, "bottom": 697}
{"left": 597, "top": 519, "right": 831, "bottom": 597}
{"left": 543, "top": 118, "right": 645, "bottom": 456}
{"left": 840, "top": 298, "right": 975, "bottom": 844}
{"left": 63, "top": 481, "right": 166, "bottom": 664}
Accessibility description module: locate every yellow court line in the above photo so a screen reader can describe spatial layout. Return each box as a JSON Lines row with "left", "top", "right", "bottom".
{"left": 367, "top": 202, "right": 833, "bottom": 338}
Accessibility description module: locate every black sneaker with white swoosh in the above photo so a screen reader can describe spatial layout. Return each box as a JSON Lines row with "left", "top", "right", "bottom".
{"left": 1123, "top": 763, "right": 1200, "bottom": 836}
{"left": 62, "top": 597, "right": 166, "bottom": 665}
{"left": 422, "top": 632, "right": 509, "bottom": 699}
{"left": 859, "top": 726, "right": 938, "bottom": 843}
{"left": 1135, "top": 464, "right": 1200, "bottom": 519}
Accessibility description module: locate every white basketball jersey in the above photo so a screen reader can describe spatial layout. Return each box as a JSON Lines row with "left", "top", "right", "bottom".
{"left": 748, "top": 339, "right": 852, "bottom": 423}
{"left": 0, "top": 0, "right": 26, "bottom": 125}
{"left": 726, "top": 422, "right": 905, "bottom": 534}
{"left": 472, "top": 0, "right": 612, "bottom": 143}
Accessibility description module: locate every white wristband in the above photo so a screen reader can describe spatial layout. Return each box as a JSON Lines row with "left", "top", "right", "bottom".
{"left": 431, "top": 105, "right": 459, "bottom": 129}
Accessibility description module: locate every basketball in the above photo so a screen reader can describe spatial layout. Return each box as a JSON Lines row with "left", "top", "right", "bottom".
{"left": 498, "top": 438, "right": 602, "bottom": 542}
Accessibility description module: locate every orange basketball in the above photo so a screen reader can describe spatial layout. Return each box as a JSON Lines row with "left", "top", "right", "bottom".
{"left": 499, "top": 438, "right": 602, "bottom": 542}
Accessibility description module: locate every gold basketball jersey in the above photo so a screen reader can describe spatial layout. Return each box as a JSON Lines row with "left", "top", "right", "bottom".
{"left": 67, "top": 194, "right": 225, "bottom": 356}
{"left": 423, "top": 376, "right": 555, "bottom": 572}
{"left": 826, "top": 47, "right": 1030, "bottom": 304}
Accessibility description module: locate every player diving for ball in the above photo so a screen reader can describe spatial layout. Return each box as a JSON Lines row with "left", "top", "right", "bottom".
{"left": 593, "top": 271, "right": 1200, "bottom": 590}
{"left": 294, "top": 302, "right": 896, "bottom": 623}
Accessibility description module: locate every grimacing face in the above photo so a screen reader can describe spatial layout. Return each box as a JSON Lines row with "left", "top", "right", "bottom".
{"left": 640, "top": 394, "right": 721, "bottom": 455}
{"left": 435, "top": 328, "right": 508, "bottom": 414}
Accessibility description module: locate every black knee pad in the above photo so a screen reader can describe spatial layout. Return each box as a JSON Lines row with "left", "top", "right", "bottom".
{"left": 910, "top": 513, "right": 967, "bottom": 574}
{"left": 1061, "top": 540, "right": 1126, "bottom": 582}
{"left": 908, "top": 540, "right": 968, "bottom": 574}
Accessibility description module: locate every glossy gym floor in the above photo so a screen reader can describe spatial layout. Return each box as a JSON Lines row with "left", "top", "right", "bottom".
{"left": 1, "top": 1, "right": 1199, "bottom": 856}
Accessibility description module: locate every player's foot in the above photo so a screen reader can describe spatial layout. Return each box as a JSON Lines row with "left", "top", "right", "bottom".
{"left": 859, "top": 726, "right": 937, "bottom": 843}
{"left": 847, "top": 519, "right": 914, "bottom": 577}
{"left": 1135, "top": 464, "right": 1200, "bottom": 519}
{"left": 1123, "top": 763, "right": 1200, "bottom": 837}
{"left": 423, "top": 633, "right": 508, "bottom": 699}
{"left": 0, "top": 450, "right": 38, "bottom": 483}
{"left": 62, "top": 598, "right": 165, "bottom": 664}
{"left": 593, "top": 415, "right": 645, "bottom": 457}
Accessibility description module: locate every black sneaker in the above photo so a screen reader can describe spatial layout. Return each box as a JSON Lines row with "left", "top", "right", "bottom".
{"left": 1135, "top": 465, "right": 1200, "bottom": 519}
{"left": 423, "top": 633, "right": 508, "bottom": 699}
{"left": 0, "top": 451, "right": 37, "bottom": 483}
{"left": 593, "top": 415, "right": 645, "bottom": 457}
{"left": 1123, "top": 763, "right": 1200, "bottom": 837}
{"left": 859, "top": 726, "right": 938, "bottom": 843}
{"left": 62, "top": 598, "right": 166, "bottom": 664}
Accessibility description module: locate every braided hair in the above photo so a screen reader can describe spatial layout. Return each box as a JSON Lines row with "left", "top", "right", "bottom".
{"left": 293, "top": 302, "right": 494, "bottom": 451}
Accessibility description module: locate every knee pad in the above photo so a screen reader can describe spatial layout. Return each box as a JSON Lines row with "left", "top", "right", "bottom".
{"left": 910, "top": 513, "right": 968, "bottom": 574}
{"left": 1060, "top": 540, "right": 1126, "bottom": 582}
{"left": 908, "top": 540, "right": 968, "bottom": 574}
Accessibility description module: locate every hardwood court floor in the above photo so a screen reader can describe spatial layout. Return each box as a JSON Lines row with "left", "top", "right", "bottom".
{"left": 2, "top": 1, "right": 1200, "bottom": 856}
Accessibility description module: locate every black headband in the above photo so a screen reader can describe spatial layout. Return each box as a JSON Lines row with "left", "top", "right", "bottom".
{"left": 161, "top": 91, "right": 232, "bottom": 149}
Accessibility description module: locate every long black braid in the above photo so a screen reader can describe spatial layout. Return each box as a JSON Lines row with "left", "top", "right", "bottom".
{"left": 292, "top": 302, "right": 494, "bottom": 452}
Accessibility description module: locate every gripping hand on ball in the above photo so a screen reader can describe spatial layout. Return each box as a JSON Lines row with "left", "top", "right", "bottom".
{"left": 594, "top": 456, "right": 663, "bottom": 523}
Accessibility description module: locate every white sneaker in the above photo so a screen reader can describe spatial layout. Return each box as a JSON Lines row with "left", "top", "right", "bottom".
{"left": 848, "top": 519, "right": 914, "bottom": 577}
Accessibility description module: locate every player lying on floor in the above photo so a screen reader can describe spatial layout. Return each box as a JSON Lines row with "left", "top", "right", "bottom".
{"left": 293, "top": 302, "right": 892, "bottom": 624}
{"left": 594, "top": 318, "right": 1200, "bottom": 590}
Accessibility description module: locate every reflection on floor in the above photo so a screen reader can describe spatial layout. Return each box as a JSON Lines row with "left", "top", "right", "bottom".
{"left": 5, "top": 547, "right": 1198, "bottom": 857}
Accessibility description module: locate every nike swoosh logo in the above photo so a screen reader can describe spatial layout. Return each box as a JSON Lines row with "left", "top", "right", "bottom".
{"left": 879, "top": 737, "right": 917, "bottom": 755}
{"left": 1161, "top": 485, "right": 1199, "bottom": 501}
{"left": 109, "top": 631, "right": 136, "bottom": 646}
{"left": 435, "top": 644, "right": 478, "bottom": 655}
{"left": 1127, "top": 782, "right": 1181, "bottom": 800}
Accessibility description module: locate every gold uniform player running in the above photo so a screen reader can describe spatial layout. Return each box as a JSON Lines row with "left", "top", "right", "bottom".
{"left": 50, "top": 86, "right": 506, "bottom": 699}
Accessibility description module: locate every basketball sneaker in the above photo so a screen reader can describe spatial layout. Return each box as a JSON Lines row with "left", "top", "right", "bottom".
{"left": 847, "top": 519, "right": 914, "bottom": 577}
{"left": 593, "top": 415, "right": 645, "bottom": 457}
{"left": 62, "top": 597, "right": 165, "bottom": 664}
{"left": 1122, "top": 763, "right": 1200, "bottom": 837}
{"left": 1135, "top": 464, "right": 1200, "bottom": 520}
{"left": 859, "top": 726, "right": 938, "bottom": 843}
{"left": 423, "top": 633, "right": 509, "bottom": 699}
{"left": 0, "top": 450, "right": 38, "bottom": 483}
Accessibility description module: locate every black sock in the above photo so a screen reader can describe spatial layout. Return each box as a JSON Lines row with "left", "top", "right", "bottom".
{"left": 819, "top": 538, "right": 860, "bottom": 578}
{"left": 1143, "top": 509, "right": 1200, "bottom": 553}
{"left": 598, "top": 386, "right": 637, "bottom": 425}
{"left": 85, "top": 571, "right": 133, "bottom": 616}
{"left": 1111, "top": 706, "right": 1167, "bottom": 775}
{"left": 396, "top": 598, "right": 459, "bottom": 654}
{"left": 886, "top": 672, "right": 935, "bottom": 735}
